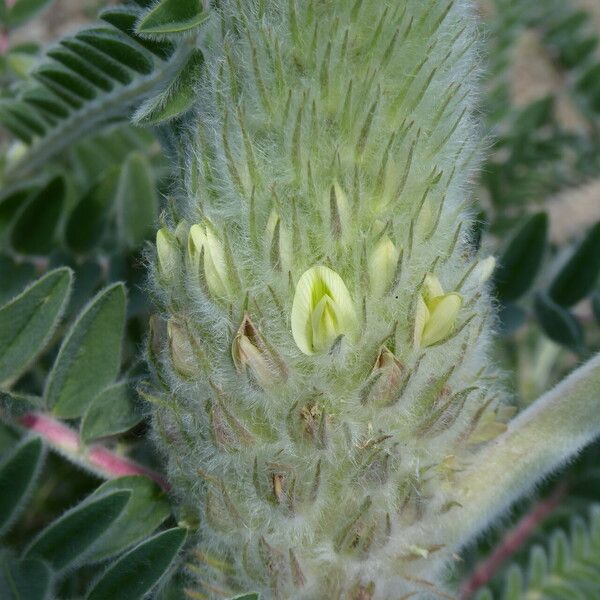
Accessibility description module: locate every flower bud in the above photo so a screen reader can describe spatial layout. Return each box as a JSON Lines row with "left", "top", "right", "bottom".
{"left": 175, "top": 219, "right": 190, "bottom": 246}
{"left": 413, "top": 274, "right": 463, "bottom": 348}
{"left": 369, "top": 236, "right": 400, "bottom": 296}
{"left": 156, "top": 228, "right": 179, "bottom": 281}
{"left": 188, "top": 222, "right": 232, "bottom": 299}
{"left": 363, "top": 346, "right": 405, "bottom": 406}
{"left": 232, "top": 314, "right": 287, "bottom": 388}
{"left": 472, "top": 256, "right": 496, "bottom": 284}
{"left": 167, "top": 318, "right": 203, "bottom": 378}
{"left": 291, "top": 265, "right": 358, "bottom": 355}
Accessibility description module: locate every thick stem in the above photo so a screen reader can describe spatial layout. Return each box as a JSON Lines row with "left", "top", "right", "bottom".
{"left": 20, "top": 412, "right": 170, "bottom": 491}
{"left": 446, "top": 353, "right": 600, "bottom": 549}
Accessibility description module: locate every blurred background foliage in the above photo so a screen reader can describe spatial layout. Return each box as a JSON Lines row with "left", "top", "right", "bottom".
{"left": 0, "top": 0, "right": 599, "bottom": 598}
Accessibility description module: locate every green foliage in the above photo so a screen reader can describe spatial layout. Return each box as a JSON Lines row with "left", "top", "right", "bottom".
{"left": 2, "top": 0, "right": 55, "bottom": 30}
{"left": 134, "top": 48, "right": 204, "bottom": 125}
{"left": 115, "top": 152, "right": 158, "bottom": 248}
{"left": 87, "top": 476, "right": 171, "bottom": 561}
{"left": 549, "top": 221, "right": 600, "bottom": 307}
{"left": 0, "top": 0, "right": 599, "bottom": 598}
{"left": 81, "top": 381, "right": 144, "bottom": 443}
{"left": 0, "top": 438, "right": 43, "bottom": 535}
{"left": 46, "top": 283, "right": 126, "bottom": 418}
{"left": 477, "top": 506, "right": 600, "bottom": 599}
{"left": 0, "top": 553, "right": 51, "bottom": 600}
{"left": 534, "top": 293, "right": 585, "bottom": 353}
{"left": 493, "top": 213, "right": 548, "bottom": 303}
{"left": 0, "top": 268, "right": 72, "bottom": 386}
{"left": 136, "top": 0, "right": 208, "bottom": 35}
{"left": 0, "top": 1, "right": 186, "bottom": 185}
{"left": 86, "top": 527, "right": 187, "bottom": 600}
{"left": 24, "top": 490, "right": 130, "bottom": 571}
{"left": 10, "top": 175, "right": 67, "bottom": 255}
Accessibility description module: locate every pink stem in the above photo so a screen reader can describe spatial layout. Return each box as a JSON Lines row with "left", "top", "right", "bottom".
{"left": 460, "top": 482, "right": 568, "bottom": 598}
{"left": 20, "top": 412, "right": 170, "bottom": 491}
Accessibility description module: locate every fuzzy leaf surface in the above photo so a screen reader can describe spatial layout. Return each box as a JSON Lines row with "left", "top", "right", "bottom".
{"left": 24, "top": 490, "right": 130, "bottom": 571}
{"left": 134, "top": 48, "right": 203, "bottom": 125}
{"left": 46, "top": 283, "right": 126, "bottom": 418}
{"left": 86, "top": 475, "right": 171, "bottom": 562}
{"left": 0, "top": 438, "right": 43, "bottom": 535}
{"left": 86, "top": 527, "right": 187, "bottom": 600}
{"left": 115, "top": 152, "right": 157, "bottom": 248}
{"left": 81, "top": 381, "right": 144, "bottom": 443}
{"left": 0, "top": 268, "right": 72, "bottom": 386}
{"left": 0, "top": 553, "right": 51, "bottom": 600}
{"left": 136, "top": 0, "right": 208, "bottom": 35}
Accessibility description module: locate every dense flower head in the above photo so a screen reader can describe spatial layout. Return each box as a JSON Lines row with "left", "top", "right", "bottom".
{"left": 150, "top": 1, "right": 508, "bottom": 598}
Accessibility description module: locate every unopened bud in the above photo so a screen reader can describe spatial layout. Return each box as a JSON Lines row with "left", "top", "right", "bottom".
{"left": 291, "top": 265, "right": 358, "bottom": 355}
{"left": 369, "top": 236, "right": 400, "bottom": 296}
{"left": 167, "top": 318, "right": 203, "bottom": 378}
{"left": 232, "top": 314, "right": 287, "bottom": 387}
{"left": 414, "top": 274, "right": 463, "bottom": 348}
{"left": 363, "top": 346, "right": 405, "bottom": 406}
{"left": 156, "top": 228, "right": 179, "bottom": 281}
{"left": 188, "top": 222, "right": 232, "bottom": 299}
{"left": 175, "top": 220, "right": 190, "bottom": 246}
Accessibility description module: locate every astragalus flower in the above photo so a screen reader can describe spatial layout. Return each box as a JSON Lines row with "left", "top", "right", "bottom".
{"left": 149, "top": 1, "right": 600, "bottom": 598}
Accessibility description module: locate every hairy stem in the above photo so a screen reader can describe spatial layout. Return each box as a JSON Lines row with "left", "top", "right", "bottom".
{"left": 446, "top": 353, "right": 600, "bottom": 548}
{"left": 19, "top": 412, "right": 169, "bottom": 490}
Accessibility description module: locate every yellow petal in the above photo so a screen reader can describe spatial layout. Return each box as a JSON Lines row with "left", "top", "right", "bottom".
{"left": 422, "top": 273, "right": 444, "bottom": 300}
{"left": 291, "top": 265, "right": 357, "bottom": 355}
{"left": 421, "top": 292, "right": 463, "bottom": 347}
{"left": 413, "top": 294, "right": 430, "bottom": 349}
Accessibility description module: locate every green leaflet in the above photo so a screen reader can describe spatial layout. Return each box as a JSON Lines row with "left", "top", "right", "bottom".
{"left": 134, "top": 48, "right": 203, "bottom": 125}
{"left": 46, "top": 283, "right": 126, "bottom": 419}
{"left": 493, "top": 212, "right": 548, "bottom": 303}
{"left": 24, "top": 490, "right": 130, "bottom": 571}
{"left": 0, "top": 438, "right": 43, "bottom": 535}
{"left": 81, "top": 381, "right": 144, "bottom": 443}
{"left": 86, "top": 527, "right": 187, "bottom": 600}
{"left": 5, "top": 0, "right": 54, "bottom": 30}
{"left": 115, "top": 152, "right": 158, "bottom": 248}
{"left": 475, "top": 506, "right": 600, "bottom": 599}
{"left": 0, "top": 553, "right": 51, "bottom": 600}
{"left": 549, "top": 221, "right": 600, "bottom": 308}
{"left": 10, "top": 175, "right": 68, "bottom": 256}
{"left": 0, "top": 267, "right": 72, "bottom": 386}
{"left": 136, "top": 0, "right": 208, "bottom": 35}
{"left": 87, "top": 476, "right": 171, "bottom": 562}
{"left": 65, "top": 167, "right": 120, "bottom": 254}
{"left": 534, "top": 293, "right": 585, "bottom": 353}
